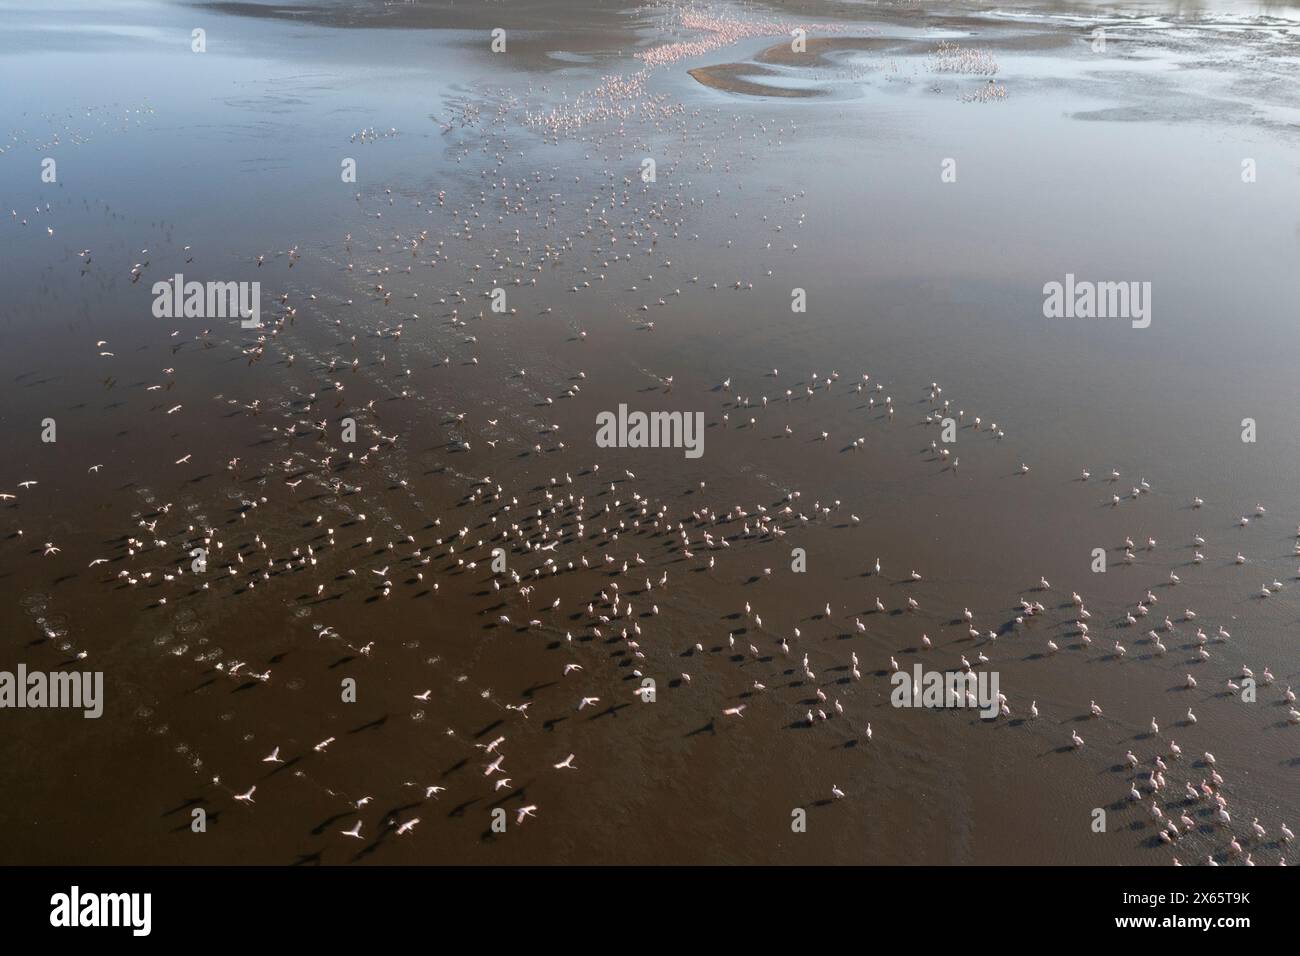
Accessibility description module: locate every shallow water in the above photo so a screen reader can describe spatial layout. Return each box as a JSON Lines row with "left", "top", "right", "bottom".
{"left": 1, "top": 0, "right": 1297, "bottom": 865}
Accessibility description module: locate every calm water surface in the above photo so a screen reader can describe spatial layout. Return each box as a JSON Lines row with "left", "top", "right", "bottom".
{"left": 1, "top": 0, "right": 1297, "bottom": 864}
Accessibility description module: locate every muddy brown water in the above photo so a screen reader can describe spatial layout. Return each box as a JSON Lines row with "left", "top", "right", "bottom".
{"left": 1, "top": 0, "right": 1298, "bottom": 864}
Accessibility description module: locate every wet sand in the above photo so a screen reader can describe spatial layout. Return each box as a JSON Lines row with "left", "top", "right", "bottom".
{"left": 688, "top": 63, "right": 822, "bottom": 96}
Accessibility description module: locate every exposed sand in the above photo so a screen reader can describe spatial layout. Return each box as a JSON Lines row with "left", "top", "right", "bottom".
{"left": 688, "top": 63, "right": 822, "bottom": 97}
{"left": 689, "top": 28, "right": 1076, "bottom": 96}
